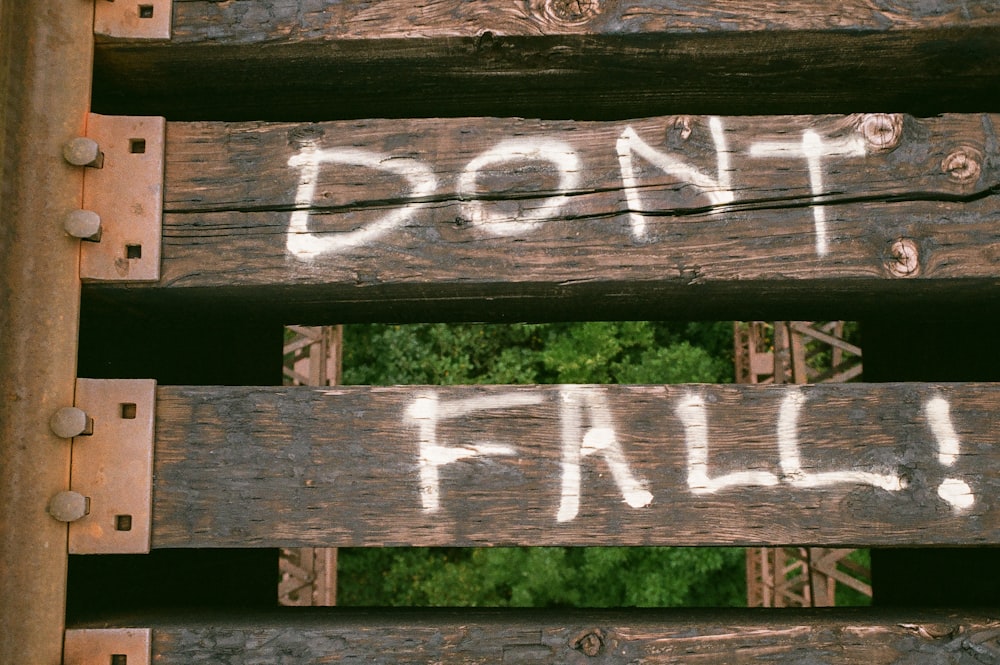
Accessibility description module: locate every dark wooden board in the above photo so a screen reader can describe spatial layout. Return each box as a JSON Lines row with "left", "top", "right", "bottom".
{"left": 74, "top": 609, "right": 1000, "bottom": 664}
{"left": 153, "top": 382, "right": 1000, "bottom": 548}
{"left": 93, "top": 1, "right": 1000, "bottom": 119}
{"left": 87, "top": 113, "right": 1000, "bottom": 322}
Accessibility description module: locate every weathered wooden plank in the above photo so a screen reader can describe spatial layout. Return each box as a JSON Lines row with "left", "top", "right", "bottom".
{"left": 73, "top": 609, "right": 1000, "bottom": 664}
{"left": 93, "top": 1, "right": 1000, "bottom": 119}
{"left": 153, "top": 382, "right": 999, "bottom": 548}
{"left": 87, "top": 113, "right": 1000, "bottom": 321}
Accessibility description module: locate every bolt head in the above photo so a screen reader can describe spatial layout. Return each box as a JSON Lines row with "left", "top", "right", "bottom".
{"left": 50, "top": 406, "right": 89, "bottom": 438}
{"left": 63, "top": 137, "right": 100, "bottom": 166}
{"left": 64, "top": 209, "right": 103, "bottom": 241}
{"left": 48, "top": 491, "right": 89, "bottom": 523}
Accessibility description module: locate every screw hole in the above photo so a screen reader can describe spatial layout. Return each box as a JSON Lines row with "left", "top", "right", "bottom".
{"left": 120, "top": 403, "right": 137, "bottom": 419}
{"left": 111, "top": 655, "right": 128, "bottom": 665}
{"left": 126, "top": 244, "right": 142, "bottom": 260}
{"left": 128, "top": 138, "right": 146, "bottom": 154}
{"left": 115, "top": 515, "right": 133, "bottom": 532}
{"left": 138, "top": 5, "right": 154, "bottom": 19}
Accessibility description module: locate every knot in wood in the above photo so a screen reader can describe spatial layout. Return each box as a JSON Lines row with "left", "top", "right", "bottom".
{"left": 474, "top": 30, "right": 497, "bottom": 52}
{"left": 671, "top": 116, "right": 694, "bottom": 141}
{"left": 288, "top": 126, "right": 325, "bottom": 149}
{"left": 571, "top": 628, "right": 604, "bottom": 656}
{"left": 539, "top": 0, "right": 602, "bottom": 25}
{"left": 885, "top": 237, "right": 920, "bottom": 278}
{"left": 858, "top": 113, "right": 903, "bottom": 152}
{"left": 941, "top": 146, "right": 982, "bottom": 183}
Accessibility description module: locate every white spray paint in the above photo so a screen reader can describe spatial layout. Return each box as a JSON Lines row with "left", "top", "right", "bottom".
{"left": 556, "top": 386, "right": 653, "bottom": 522}
{"left": 392, "top": 387, "right": 977, "bottom": 519}
{"left": 458, "top": 138, "right": 582, "bottom": 236}
{"left": 924, "top": 395, "right": 975, "bottom": 510}
{"left": 286, "top": 145, "right": 437, "bottom": 259}
{"left": 748, "top": 131, "right": 866, "bottom": 257}
{"left": 406, "top": 392, "right": 544, "bottom": 512}
{"left": 677, "top": 393, "right": 779, "bottom": 494}
{"left": 777, "top": 390, "right": 905, "bottom": 491}
{"left": 616, "top": 117, "right": 734, "bottom": 240}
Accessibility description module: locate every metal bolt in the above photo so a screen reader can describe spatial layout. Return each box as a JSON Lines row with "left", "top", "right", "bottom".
{"left": 885, "top": 237, "right": 920, "bottom": 278}
{"left": 48, "top": 491, "right": 90, "bottom": 523}
{"left": 63, "top": 209, "right": 102, "bottom": 241}
{"left": 571, "top": 629, "right": 604, "bottom": 657}
{"left": 49, "top": 406, "right": 90, "bottom": 438}
{"left": 941, "top": 147, "right": 982, "bottom": 183}
{"left": 63, "top": 137, "right": 101, "bottom": 167}
{"left": 859, "top": 113, "right": 903, "bottom": 151}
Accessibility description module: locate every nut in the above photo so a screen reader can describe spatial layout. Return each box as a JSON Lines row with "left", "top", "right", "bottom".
{"left": 885, "top": 238, "right": 920, "bottom": 278}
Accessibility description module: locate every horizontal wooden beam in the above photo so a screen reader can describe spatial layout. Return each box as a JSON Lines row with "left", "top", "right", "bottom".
{"left": 94, "top": 1, "right": 1000, "bottom": 119}
{"left": 152, "top": 383, "right": 999, "bottom": 548}
{"left": 87, "top": 113, "right": 1000, "bottom": 322}
{"left": 73, "top": 609, "right": 1000, "bottom": 664}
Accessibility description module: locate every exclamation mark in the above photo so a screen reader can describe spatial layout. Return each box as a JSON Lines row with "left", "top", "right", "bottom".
{"left": 924, "top": 396, "right": 975, "bottom": 510}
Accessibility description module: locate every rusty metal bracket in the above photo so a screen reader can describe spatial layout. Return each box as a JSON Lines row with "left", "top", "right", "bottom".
{"left": 95, "top": 0, "right": 172, "bottom": 40}
{"left": 68, "top": 379, "right": 156, "bottom": 554}
{"left": 64, "top": 628, "right": 151, "bottom": 665}
{"left": 80, "top": 114, "right": 164, "bottom": 282}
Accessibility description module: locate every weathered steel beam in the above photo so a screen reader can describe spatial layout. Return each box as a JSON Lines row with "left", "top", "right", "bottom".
{"left": 0, "top": 1, "right": 92, "bottom": 661}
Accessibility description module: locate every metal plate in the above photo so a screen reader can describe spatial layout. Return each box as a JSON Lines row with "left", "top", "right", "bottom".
{"left": 65, "top": 628, "right": 151, "bottom": 665}
{"left": 95, "top": 0, "right": 171, "bottom": 40}
{"left": 81, "top": 114, "right": 164, "bottom": 282}
{"left": 69, "top": 379, "right": 156, "bottom": 554}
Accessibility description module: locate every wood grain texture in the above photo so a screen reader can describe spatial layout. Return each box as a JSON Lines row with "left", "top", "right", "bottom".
{"left": 75, "top": 609, "right": 1000, "bottom": 664}
{"left": 153, "top": 383, "right": 1000, "bottom": 548}
{"left": 92, "top": 1, "right": 1000, "bottom": 119}
{"left": 87, "top": 113, "right": 1000, "bottom": 322}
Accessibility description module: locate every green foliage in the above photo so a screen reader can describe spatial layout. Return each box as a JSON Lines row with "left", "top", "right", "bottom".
{"left": 834, "top": 549, "right": 872, "bottom": 606}
{"left": 342, "top": 321, "right": 734, "bottom": 386}
{"left": 338, "top": 547, "right": 746, "bottom": 607}
{"left": 338, "top": 320, "right": 742, "bottom": 607}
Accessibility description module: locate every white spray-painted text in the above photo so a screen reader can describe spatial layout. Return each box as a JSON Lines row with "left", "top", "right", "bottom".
{"left": 287, "top": 118, "right": 873, "bottom": 260}
{"left": 398, "top": 388, "right": 975, "bottom": 521}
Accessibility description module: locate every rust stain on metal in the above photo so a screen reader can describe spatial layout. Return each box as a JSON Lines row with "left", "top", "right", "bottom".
{"left": 95, "top": 0, "right": 172, "bottom": 40}
{"left": 80, "top": 114, "right": 164, "bottom": 282}
{"left": 64, "top": 628, "right": 151, "bottom": 665}
{"left": 69, "top": 379, "right": 156, "bottom": 554}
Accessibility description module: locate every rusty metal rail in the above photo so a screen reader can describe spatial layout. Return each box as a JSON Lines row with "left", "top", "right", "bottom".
{"left": 0, "top": 2, "right": 94, "bottom": 661}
